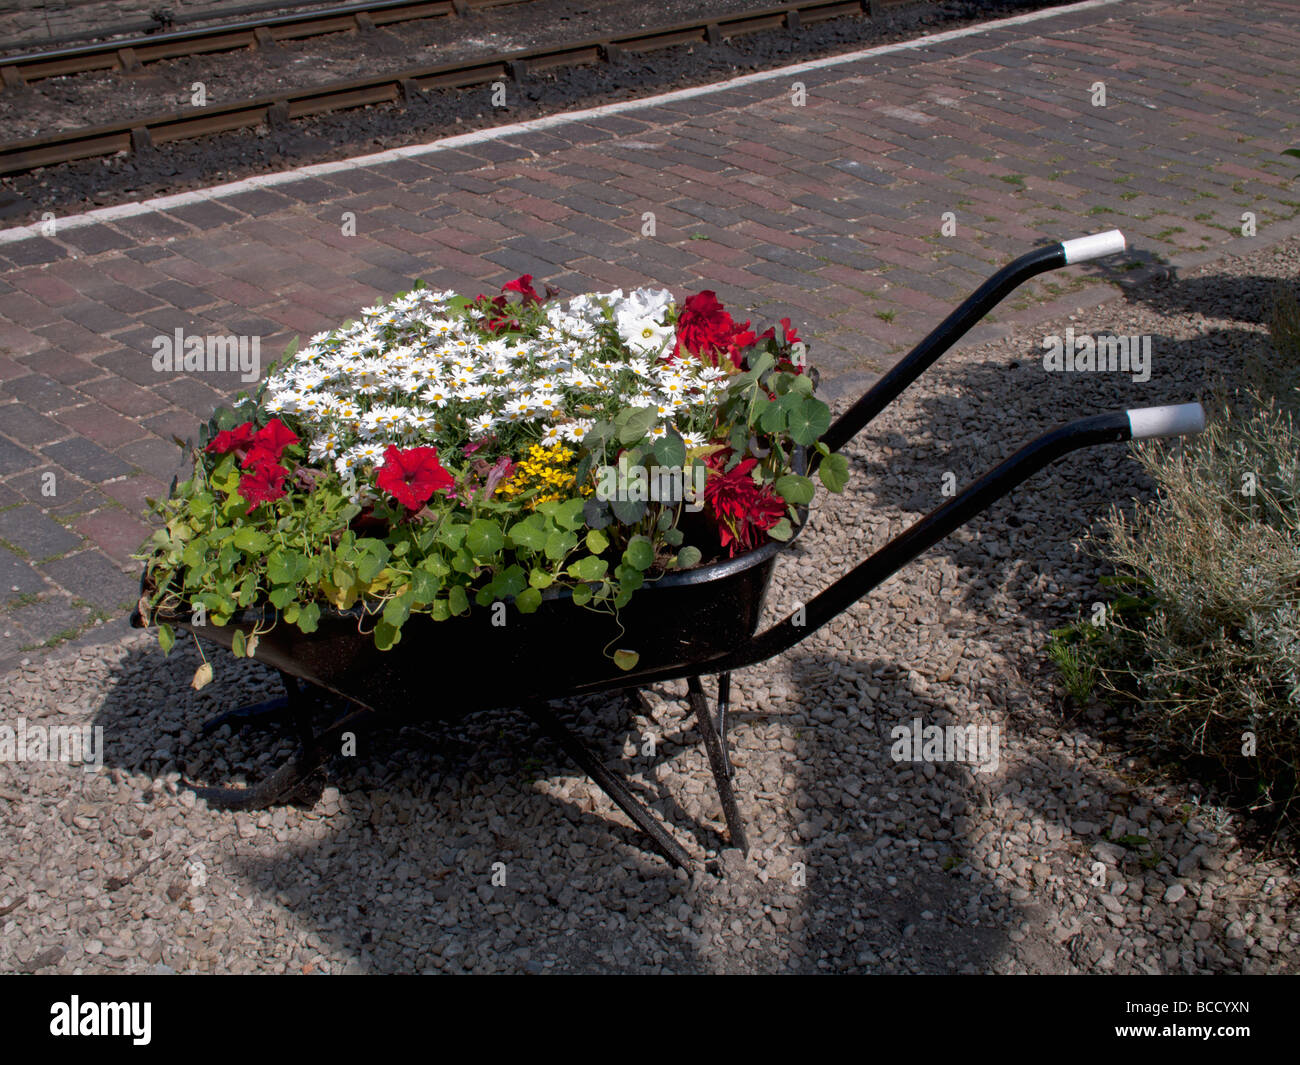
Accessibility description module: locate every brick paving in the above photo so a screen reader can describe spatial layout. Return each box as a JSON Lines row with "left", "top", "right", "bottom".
{"left": 0, "top": 0, "right": 1297, "bottom": 664}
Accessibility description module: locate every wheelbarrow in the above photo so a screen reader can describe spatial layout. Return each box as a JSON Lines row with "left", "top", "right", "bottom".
{"left": 131, "top": 229, "right": 1205, "bottom": 870}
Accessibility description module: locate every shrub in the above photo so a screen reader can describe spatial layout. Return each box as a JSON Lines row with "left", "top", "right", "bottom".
{"left": 1051, "top": 284, "right": 1300, "bottom": 814}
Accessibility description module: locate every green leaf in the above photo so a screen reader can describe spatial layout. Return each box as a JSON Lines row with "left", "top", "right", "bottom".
{"left": 554, "top": 497, "right": 586, "bottom": 531}
{"left": 652, "top": 431, "right": 686, "bottom": 469}
{"left": 787, "top": 397, "right": 832, "bottom": 446}
{"left": 775, "top": 474, "right": 815, "bottom": 505}
{"left": 676, "top": 546, "right": 702, "bottom": 569}
{"left": 508, "top": 515, "right": 548, "bottom": 551}
{"left": 232, "top": 527, "right": 270, "bottom": 553}
{"left": 586, "top": 528, "right": 609, "bottom": 554}
{"left": 614, "top": 564, "right": 644, "bottom": 591}
{"left": 355, "top": 539, "right": 391, "bottom": 583}
{"left": 818, "top": 452, "right": 850, "bottom": 493}
{"left": 231, "top": 630, "right": 246, "bottom": 658}
{"left": 297, "top": 602, "right": 320, "bottom": 633}
{"left": 571, "top": 554, "right": 608, "bottom": 581}
{"left": 757, "top": 397, "right": 788, "bottom": 433}
{"left": 515, "top": 586, "right": 543, "bottom": 614}
{"left": 622, "top": 537, "right": 655, "bottom": 571}
{"left": 529, "top": 568, "right": 553, "bottom": 589}
{"left": 609, "top": 496, "right": 647, "bottom": 524}
{"left": 494, "top": 564, "right": 527, "bottom": 599}
{"left": 613, "top": 649, "right": 640, "bottom": 672}
{"left": 411, "top": 568, "right": 441, "bottom": 601}
{"left": 663, "top": 527, "right": 684, "bottom": 547}
{"left": 374, "top": 620, "right": 401, "bottom": 651}
{"left": 157, "top": 623, "right": 175, "bottom": 655}
{"left": 768, "top": 518, "right": 793, "bottom": 541}
{"left": 545, "top": 529, "right": 578, "bottom": 562}
{"left": 447, "top": 584, "right": 469, "bottom": 616}
{"left": 267, "top": 550, "right": 306, "bottom": 585}
{"left": 466, "top": 517, "right": 505, "bottom": 557}
{"left": 268, "top": 586, "right": 296, "bottom": 609}
{"left": 571, "top": 583, "right": 593, "bottom": 606}
{"left": 740, "top": 350, "right": 775, "bottom": 382}
{"left": 618, "top": 406, "right": 658, "bottom": 445}
{"left": 583, "top": 498, "right": 613, "bottom": 529}
{"left": 437, "top": 523, "right": 467, "bottom": 549}
{"left": 383, "top": 591, "right": 413, "bottom": 628}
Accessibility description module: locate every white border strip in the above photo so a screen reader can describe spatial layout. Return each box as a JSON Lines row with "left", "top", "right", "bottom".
{"left": 0, "top": 0, "right": 1123, "bottom": 248}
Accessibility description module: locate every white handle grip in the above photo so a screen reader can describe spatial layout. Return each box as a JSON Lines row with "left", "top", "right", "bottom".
{"left": 1061, "top": 229, "right": 1127, "bottom": 264}
{"left": 1127, "top": 402, "right": 1205, "bottom": 440}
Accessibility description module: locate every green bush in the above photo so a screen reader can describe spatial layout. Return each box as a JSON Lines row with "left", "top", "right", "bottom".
{"left": 1051, "top": 284, "right": 1300, "bottom": 813}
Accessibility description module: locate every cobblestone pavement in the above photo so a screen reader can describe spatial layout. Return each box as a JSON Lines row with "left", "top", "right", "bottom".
{"left": 0, "top": 0, "right": 1297, "bottom": 663}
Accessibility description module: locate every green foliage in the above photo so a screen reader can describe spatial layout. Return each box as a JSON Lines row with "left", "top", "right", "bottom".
{"left": 1058, "top": 291, "right": 1300, "bottom": 815}
{"left": 138, "top": 290, "right": 852, "bottom": 678}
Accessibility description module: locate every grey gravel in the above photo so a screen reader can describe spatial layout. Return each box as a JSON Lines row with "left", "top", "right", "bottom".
{"left": 1, "top": 237, "right": 1298, "bottom": 974}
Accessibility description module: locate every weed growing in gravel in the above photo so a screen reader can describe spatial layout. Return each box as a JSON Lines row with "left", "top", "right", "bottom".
{"left": 1051, "top": 285, "right": 1300, "bottom": 818}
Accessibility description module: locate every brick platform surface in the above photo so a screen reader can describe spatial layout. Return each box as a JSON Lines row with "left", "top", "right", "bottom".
{"left": 0, "top": 0, "right": 1297, "bottom": 663}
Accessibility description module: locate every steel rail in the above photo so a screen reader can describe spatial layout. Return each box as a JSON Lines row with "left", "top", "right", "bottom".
{"left": 0, "top": 0, "right": 529, "bottom": 88}
{"left": 0, "top": 0, "right": 899, "bottom": 176}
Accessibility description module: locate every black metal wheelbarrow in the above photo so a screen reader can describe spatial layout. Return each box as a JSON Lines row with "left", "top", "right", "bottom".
{"left": 131, "top": 229, "right": 1205, "bottom": 870}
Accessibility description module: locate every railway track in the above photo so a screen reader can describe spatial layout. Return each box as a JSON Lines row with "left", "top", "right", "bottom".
{"left": 0, "top": 1, "right": 529, "bottom": 87}
{"left": 0, "top": 0, "right": 909, "bottom": 177}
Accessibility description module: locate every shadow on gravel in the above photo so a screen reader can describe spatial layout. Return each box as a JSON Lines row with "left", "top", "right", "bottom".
{"left": 90, "top": 639, "right": 796, "bottom": 972}
{"left": 778, "top": 270, "right": 1286, "bottom": 972}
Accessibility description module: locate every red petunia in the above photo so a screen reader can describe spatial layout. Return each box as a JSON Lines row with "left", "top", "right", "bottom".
{"left": 376, "top": 444, "right": 454, "bottom": 511}
{"left": 251, "top": 418, "right": 298, "bottom": 458}
{"left": 238, "top": 461, "right": 288, "bottom": 512}
{"left": 502, "top": 274, "right": 542, "bottom": 306}
{"left": 704, "top": 453, "right": 787, "bottom": 556}
{"left": 205, "top": 421, "right": 256, "bottom": 455}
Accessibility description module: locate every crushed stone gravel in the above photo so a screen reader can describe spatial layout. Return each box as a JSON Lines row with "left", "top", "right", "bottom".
{"left": 0, "top": 235, "right": 1297, "bottom": 974}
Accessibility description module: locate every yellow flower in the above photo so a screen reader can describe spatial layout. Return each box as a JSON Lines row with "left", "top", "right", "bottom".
{"left": 495, "top": 443, "right": 592, "bottom": 508}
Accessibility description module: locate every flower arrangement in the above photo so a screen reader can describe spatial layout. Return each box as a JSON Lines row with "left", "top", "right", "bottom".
{"left": 139, "top": 276, "right": 849, "bottom": 673}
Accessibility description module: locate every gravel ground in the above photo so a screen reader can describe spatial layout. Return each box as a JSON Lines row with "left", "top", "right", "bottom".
{"left": 1, "top": 236, "right": 1297, "bottom": 975}
{"left": 0, "top": 0, "right": 1069, "bottom": 224}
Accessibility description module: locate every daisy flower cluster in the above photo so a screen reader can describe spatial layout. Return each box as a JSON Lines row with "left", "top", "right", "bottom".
{"left": 257, "top": 282, "right": 732, "bottom": 497}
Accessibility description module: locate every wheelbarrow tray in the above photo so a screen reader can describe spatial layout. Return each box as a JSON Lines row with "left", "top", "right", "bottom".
{"left": 156, "top": 523, "right": 801, "bottom": 719}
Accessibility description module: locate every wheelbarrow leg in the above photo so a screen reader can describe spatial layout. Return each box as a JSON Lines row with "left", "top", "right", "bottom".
{"left": 523, "top": 702, "right": 691, "bottom": 871}
{"left": 687, "top": 675, "right": 749, "bottom": 854}
{"left": 717, "top": 672, "right": 733, "bottom": 779}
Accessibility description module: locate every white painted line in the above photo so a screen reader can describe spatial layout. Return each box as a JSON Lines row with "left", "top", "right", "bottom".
{"left": 0, "top": 0, "right": 1124, "bottom": 249}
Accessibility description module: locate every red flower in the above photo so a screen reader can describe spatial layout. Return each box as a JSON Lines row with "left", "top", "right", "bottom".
{"left": 205, "top": 422, "right": 255, "bottom": 455}
{"left": 780, "top": 317, "right": 801, "bottom": 347}
{"left": 376, "top": 444, "right": 454, "bottom": 511}
{"left": 674, "top": 291, "right": 735, "bottom": 365}
{"left": 251, "top": 418, "right": 298, "bottom": 458}
{"left": 238, "top": 462, "right": 288, "bottom": 512}
{"left": 704, "top": 452, "right": 787, "bottom": 556}
{"left": 673, "top": 290, "right": 766, "bottom": 369}
{"left": 502, "top": 274, "right": 542, "bottom": 306}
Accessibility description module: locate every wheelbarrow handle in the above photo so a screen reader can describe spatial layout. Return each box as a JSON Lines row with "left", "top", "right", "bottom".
{"left": 722, "top": 401, "right": 1204, "bottom": 670}
{"left": 818, "top": 229, "right": 1127, "bottom": 456}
